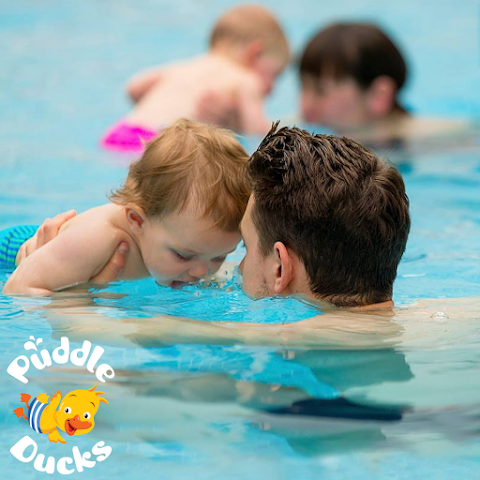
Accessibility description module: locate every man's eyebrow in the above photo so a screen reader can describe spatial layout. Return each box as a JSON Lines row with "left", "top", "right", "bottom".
{"left": 90, "top": 402, "right": 95, "bottom": 407}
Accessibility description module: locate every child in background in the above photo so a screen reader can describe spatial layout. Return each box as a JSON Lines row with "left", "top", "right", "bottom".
{"left": 3, "top": 120, "right": 250, "bottom": 295}
{"left": 101, "top": 4, "right": 289, "bottom": 152}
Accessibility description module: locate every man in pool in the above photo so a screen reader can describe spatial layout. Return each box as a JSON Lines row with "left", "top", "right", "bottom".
{"left": 35, "top": 124, "right": 412, "bottom": 427}
{"left": 35, "top": 122, "right": 410, "bottom": 315}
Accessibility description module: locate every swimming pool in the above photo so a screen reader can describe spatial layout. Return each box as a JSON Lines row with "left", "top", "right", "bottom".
{"left": 1, "top": 0, "right": 480, "bottom": 479}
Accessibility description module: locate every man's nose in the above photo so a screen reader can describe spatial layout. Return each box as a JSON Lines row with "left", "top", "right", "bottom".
{"left": 301, "top": 92, "right": 315, "bottom": 120}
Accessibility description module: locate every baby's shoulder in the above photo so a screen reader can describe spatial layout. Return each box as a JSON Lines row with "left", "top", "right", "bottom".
{"left": 59, "top": 204, "right": 123, "bottom": 237}
{"left": 207, "top": 55, "right": 262, "bottom": 89}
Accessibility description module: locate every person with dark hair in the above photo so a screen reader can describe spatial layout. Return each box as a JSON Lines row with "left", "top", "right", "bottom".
{"left": 299, "top": 23, "right": 408, "bottom": 137}
{"left": 240, "top": 122, "right": 410, "bottom": 307}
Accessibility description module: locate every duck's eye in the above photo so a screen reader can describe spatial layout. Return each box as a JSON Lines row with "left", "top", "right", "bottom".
{"left": 64, "top": 407, "right": 72, "bottom": 414}
{"left": 83, "top": 412, "right": 91, "bottom": 420}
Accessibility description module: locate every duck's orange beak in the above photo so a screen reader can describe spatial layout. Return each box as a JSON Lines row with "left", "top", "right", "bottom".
{"left": 65, "top": 415, "right": 92, "bottom": 436}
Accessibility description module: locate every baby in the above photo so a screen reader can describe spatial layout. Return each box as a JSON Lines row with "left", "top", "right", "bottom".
{"left": 3, "top": 119, "right": 250, "bottom": 295}
{"left": 101, "top": 5, "right": 289, "bottom": 152}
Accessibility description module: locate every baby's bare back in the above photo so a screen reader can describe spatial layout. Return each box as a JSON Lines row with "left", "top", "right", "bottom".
{"left": 127, "top": 54, "right": 260, "bottom": 129}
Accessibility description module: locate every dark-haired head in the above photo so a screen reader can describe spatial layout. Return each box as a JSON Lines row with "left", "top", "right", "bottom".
{"left": 299, "top": 23, "right": 408, "bottom": 130}
{"left": 243, "top": 122, "right": 410, "bottom": 307}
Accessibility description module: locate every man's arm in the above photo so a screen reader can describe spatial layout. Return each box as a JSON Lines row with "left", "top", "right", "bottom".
{"left": 16, "top": 210, "right": 77, "bottom": 266}
{"left": 47, "top": 304, "right": 400, "bottom": 351}
{"left": 126, "top": 67, "right": 163, "bottom": 103}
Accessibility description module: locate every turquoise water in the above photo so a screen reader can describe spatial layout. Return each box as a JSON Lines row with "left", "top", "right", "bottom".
{"left": 1, "top": 0, "right": 480, "bottom": 479}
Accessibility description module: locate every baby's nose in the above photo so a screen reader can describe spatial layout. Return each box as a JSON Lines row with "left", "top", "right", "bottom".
{"left": 188, "top": 261, "right": 210, "bottom": 279}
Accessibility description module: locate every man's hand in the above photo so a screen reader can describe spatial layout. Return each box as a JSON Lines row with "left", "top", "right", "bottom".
{"left": 16, "top": 210, "right": 77, "bottom": 265}
{"left": 90, "top": 242, "right": 129, "bottom": 284}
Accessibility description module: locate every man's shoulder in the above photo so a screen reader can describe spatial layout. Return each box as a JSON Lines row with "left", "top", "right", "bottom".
{"left": 400, "top": 297, "right": 480, "bottom": 317}
{"left": 398, "top": 116, "right": 472, "bottom": 140}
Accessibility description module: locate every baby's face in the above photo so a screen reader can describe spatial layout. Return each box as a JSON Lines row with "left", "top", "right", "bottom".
{"left": 300, "top": 74, "right": 370, "bottom": 131}
{"left": 139, "top": 210, "right": 240, "bottom": 288}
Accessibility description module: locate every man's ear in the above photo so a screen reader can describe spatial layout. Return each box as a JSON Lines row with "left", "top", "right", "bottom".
{"left": 126, "top": 206, "right": 147, "bottom": 235}
{"left": 366, "top": 76, "right": 397, "bottom": 118}
{"left": 272, "top": 242, "right": 294, "bottom": 295}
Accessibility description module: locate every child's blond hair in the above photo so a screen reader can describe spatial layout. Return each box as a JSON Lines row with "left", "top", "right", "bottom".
{"left": 210, "top": 5, "right": 290, "bottom": 67}
{"left": 110, "top": 119, "right": 250, "bottom": 232}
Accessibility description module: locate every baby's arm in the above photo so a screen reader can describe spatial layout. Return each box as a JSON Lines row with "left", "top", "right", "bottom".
{"left": 3, "top": 222, "right": 125, "bottom": 296}
{"left": 126, "top": 67, "right": 164, "bottom": 103}
{"left": 236, "top": 86, "right": 271, "bottom": 135}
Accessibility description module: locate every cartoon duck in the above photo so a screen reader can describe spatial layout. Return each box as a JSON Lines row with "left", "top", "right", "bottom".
{"left": 13, "top": 384, "right": 108, "bottom": 444}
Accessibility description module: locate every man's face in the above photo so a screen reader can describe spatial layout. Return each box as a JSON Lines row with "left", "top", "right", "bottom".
{"left": 238, "top": 196, "right": 276, "bottom": 298}
{"left": 300, "top": 74, "right": 370, "bottom": 131}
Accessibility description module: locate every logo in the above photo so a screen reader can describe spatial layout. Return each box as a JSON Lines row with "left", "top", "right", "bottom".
{"left": 13, "top": 385, "right": 108, "bottom": 443}
{"left": 7, "top": 336, "right": 115, "bottom": 475}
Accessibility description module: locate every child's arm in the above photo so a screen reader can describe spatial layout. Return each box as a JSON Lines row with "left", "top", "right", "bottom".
{"left": 236, "top": 87, "right": 271, "bottom": 135}
{"left": 3, "top": 222, "right": 127, "bottom": 296}
{"left": 126, "top": 67, "right": 164, "bottom": 103}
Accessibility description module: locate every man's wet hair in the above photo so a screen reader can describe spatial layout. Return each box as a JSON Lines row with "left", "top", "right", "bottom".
{"left": 247, "top": 122, "right": 410, "bottom": 307}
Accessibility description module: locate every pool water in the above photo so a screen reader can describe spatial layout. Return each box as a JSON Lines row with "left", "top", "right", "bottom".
{"left": 1, "top": 1, "right": 480, "bottom": 479}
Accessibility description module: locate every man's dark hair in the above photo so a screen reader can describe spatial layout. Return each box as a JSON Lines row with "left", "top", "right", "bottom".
{"left": 247, "top": 123, "right": 410, "bottom": 307}
{"left": 299, "top": 23, "right": 408, "bottom": 113}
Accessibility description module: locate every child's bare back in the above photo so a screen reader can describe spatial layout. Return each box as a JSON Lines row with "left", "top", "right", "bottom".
{"left": 126, "top": 54, "right": 264, "bottom": 130}
{"left": 101, "top": 5, "right": 289, "bottom": 152}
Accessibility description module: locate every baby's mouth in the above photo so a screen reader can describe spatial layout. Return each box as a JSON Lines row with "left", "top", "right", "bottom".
{"left": 169, "top": 280, "right": 188, "bottom": 289}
